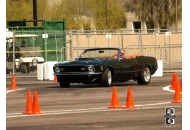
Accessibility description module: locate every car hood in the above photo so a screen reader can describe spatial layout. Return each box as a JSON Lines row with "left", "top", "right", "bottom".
{"left": 55, "top": 59, "right": 108, "bottom": 66}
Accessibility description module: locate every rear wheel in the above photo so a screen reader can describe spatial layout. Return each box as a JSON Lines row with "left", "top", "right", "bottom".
{"left": 137, "top": 66, "right": 151, "bottom": 85}
{"left": 100, "top": 68, "right": 112, "bottom": 87}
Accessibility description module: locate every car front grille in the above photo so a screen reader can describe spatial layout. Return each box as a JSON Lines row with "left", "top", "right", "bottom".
{"left": 59, "top": 65, "right": 101, "bottom": 72}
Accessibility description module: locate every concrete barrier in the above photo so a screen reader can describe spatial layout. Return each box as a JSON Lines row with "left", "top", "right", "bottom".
{"left": 152, "top": 60, "right": 163, "bottom": 77}
{"left": 37, "top": 63, "right": 44, "bottom": 80}
{"left": 43, "top": 61, "right": 58, "bottom": 80}
{"left": 37, "top": 61, "right": 69, "bottom": 81}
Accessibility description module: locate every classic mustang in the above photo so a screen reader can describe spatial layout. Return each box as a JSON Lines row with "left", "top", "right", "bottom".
{"left": 53, "top": 47, "right": 158, "bottom": 88}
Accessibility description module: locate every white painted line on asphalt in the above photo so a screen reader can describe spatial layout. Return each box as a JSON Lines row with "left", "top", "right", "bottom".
{"left": 136, "top": 105, "right": 182, "bottom": 110}
{"left": 42, "top": 107, "right": 107, "bottom": 113}
{"left": 163, "top": 85, "right": 182, "bottom": 94}
{"left": 6, "top": 88, "right": 25, "bottom": 93}
{"left": 135, "top": 101, "right": 172, "bottom": 107}
{"left": 163, "top": 85, "right": 175, "bottom": 92}
{"left": 6, "top": 101, "right": 179, "bottom": 118}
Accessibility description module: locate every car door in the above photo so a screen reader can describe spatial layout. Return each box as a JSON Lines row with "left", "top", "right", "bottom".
{"left": 118, "top": 58, "right": 138, "bottom": 80}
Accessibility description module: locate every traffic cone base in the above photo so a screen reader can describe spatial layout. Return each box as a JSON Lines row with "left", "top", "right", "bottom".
{"left": 108, "top": 86, "right": 122, "bottom": 108}
{"left": 53, "top": 75, "right": 57, "bottom": 83}
{"left": 108, "top": 106, "right": 123, "bottom": 108}
{"left": 171, "top": 100, "right": 182, "bottom": 103}
{"left": 32, "top": 111, "right": 43, "bottom": 114}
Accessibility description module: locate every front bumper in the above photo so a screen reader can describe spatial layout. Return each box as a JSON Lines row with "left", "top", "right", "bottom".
{"left": 55, "top": 72, "right": 102, "bottom": 83}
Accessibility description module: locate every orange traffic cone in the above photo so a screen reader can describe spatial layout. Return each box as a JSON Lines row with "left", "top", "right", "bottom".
{"left": 171, "top": 80, "right": 182, "bottom": 103}
{"left": 53, "top": 75, "right": 57, "bottom": 83}
{"left": 108, "top": 86, "right": 122, "bottom": 108}
{"left": 32, "top": 91, "right": 42, "bottom": 114}
{"left": 9, "top": 74, "right": 17, "bottom": 90}
{"left": 23, "top": 90, "right": 33, "bottom": 114}
{"left": 179, "top": 78, "right": 182, "bottom": 92}
{"left": 123, "top": 86, "right": 137, "bottom": 108}
{"left": 171, "top": 73, "right": 178, "bottom": 90}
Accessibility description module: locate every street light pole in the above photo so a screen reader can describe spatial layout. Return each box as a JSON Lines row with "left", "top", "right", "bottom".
{"left": 33, "top": 0, "right": 37, "bottom": 26}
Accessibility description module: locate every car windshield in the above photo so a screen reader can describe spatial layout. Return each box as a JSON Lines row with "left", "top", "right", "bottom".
{"left": 78, "top": 48, "right": 119, "bottom": 59}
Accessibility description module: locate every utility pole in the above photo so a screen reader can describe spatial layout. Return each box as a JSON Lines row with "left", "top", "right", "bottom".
{"left": 33, "top": 0, "right": 37, "bottom": 26}
{"left": 175, "top": 0, "right": 178, "bottom": 31}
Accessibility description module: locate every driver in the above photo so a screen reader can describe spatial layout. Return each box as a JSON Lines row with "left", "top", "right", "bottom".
{"left": 112, "top": 49, "right": 126, "bottom": 59}
{"left": 120, "top": 49, "right": 126, "bottom": 59}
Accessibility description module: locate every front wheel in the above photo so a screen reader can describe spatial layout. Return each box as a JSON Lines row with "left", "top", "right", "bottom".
{"left": 137, "top": 66, "right": 151, "bottom": 85}
{"left": 100, "top": 68, "right": 112, "bottom": 87}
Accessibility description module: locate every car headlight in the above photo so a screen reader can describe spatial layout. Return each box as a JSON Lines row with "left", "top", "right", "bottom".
{"left": 88, "top": 65, "right": 95, "bottom": 72}
{"left": 54, "top": 67, "right": 60, "bottom": 73}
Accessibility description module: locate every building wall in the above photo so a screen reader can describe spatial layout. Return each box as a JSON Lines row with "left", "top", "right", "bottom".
{"left": 125, "top": 12, "right": 182, "bottom": 32}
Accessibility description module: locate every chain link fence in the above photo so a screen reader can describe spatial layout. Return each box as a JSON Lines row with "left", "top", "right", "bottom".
{"left": 6, "top": 29, "right": 182, "bottom": 76}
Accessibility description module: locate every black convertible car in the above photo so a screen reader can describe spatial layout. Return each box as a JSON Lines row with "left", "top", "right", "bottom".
{"left": 53, "top": 47, "right": 158, "bottom": 87}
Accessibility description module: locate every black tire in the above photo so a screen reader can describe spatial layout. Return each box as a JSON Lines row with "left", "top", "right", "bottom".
{"left": 59, "top": 80, "right": 70, "bottom": 88}
{"left": 100, "top": 68, "right": 112, "bottom": 87}
{"left": 137, "top": 66, "right": 151, "bottom": 85}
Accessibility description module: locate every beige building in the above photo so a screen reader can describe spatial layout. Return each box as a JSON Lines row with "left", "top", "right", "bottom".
{"left": 125, "top": 12, "right": 182, "bottom": 33}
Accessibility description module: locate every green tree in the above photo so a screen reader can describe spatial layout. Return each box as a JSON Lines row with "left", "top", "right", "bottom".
{"left": 36, "top": 0, "right": 49, "bottom": 20}
{"left": 6, "top": 0, "right": 49, "bottom": 26}
{"left": 6, "top": 0, "right": 127, "bottom": 30}
{"left": 49, "top": 0, "right": 126, "bottom": 30}
{"left": 6, "top": 0, "right": 33, "bottom": 21}
{"left": 90, "top": 0, "right": 126, "bottom": 30}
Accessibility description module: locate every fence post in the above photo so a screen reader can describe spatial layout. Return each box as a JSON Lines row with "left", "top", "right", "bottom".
{"left": 12, "top": 30, "right": 16, "bottom": 75}
{"left": 169, "top": 30, "right": 171, "bottom": 70}
{"left": 54, "top": 33, "right": 58, "bottom": 61}
{"left": 107, "top": 31, "right": 110, "bottom": 47}
{"left": 69, "top": 31, "right": 73, "bottom": 61}
{"left": 154, "top": 32, "right": 157, "bottom": 57}
{"left": 138, "top": 29, "right": 143, "bottom": 54}
{"left": 160, "top": 45, "right": 162, "bottom": 60}
{"left": 121, "top": 30, "right": 123, "bottom": 48}
{"left": 77, "top": 30, "right": 79, "bottom": 58}
{"left": 94, "top": 31, "right": 97, "bottom": 47}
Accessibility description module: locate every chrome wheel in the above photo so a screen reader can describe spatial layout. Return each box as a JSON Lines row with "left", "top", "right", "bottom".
{"left": 100, "top": 68, "right": 112, "bottom": 87}
{"left": 137, "top": 66, "right": 151, "bottom": 85}
{"left": 108, "top": 70, "right": 112, "bottom": 85}
{"left": 143, "top": 67, "right": 151, "bottom": 82}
